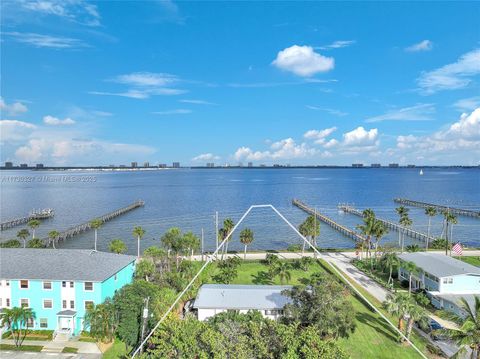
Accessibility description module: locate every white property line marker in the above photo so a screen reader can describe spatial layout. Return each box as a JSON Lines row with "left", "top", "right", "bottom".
{"left": 132, "top": 204, "right": 427, "bottom": 359}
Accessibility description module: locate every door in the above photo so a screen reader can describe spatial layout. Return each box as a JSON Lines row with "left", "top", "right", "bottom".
{"left": 59, "top": 317, "right": 71, "bottom": 330}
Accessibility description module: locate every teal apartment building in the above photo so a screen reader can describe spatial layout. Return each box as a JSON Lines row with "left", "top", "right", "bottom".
{"left": 0, "top": 249, "right": 136, "bottom": 336}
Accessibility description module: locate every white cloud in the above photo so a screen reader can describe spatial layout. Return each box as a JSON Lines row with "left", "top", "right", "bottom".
{"left": 152, "top": 109, "right": 192, "bottom": 115}
{"left": 234, "top": 138, "right": 317, "bottom": 161}
{"left": 417, "top": 48, "right": 480, "bottom": 93}
{"left": 453, "top": 97, "right": 480, "bottom": 112}
{"left": 318, "top": 40, "right": 355, "bottom": 50}
{"left": 228, "top": 79, "right": 336, "bottom": 88}
{"left": 343, "top": 127, "right": 378, "bottom": 147}
{"left": 323, "top": 139, "right": 339, "bottom": 149}
{"left": 179, "top": 99, "right": 216, "bottom": 105}
{"left": 0, "top": 98, "right": 28, "bottom": 116}
{"left": 405, "top": 40, "right": 433, "bottom": 52}
{"left": 272, "top": 45, "right": 334, "bottom": 77}
{"left": 0, "top": 120, "right": 36, "bottom": 142}
{"left": 43, "top": 115, "right": 76, "bottom": 125}
{"left": 192, "top": 153, "right": 220, "bottom": 161}
{"left": 306, "top": 105, "right": 347, "bottom": 116}
{"left": 365, "top": 104, "right": 435, "bottom": 123}
{"left": 447, "top": 108, "right": 480, "bottom": 140}
{"left": 3, "top": 32, "right": 87, "bottom": 48}
{"left": 19, "top": 0, "right": 101, "bottom": 26}
{"left": 113, "top": 72, "right": 178, "bottom": 87}
{"left": 303, "top": 127, "right": 337, "bottom": 144}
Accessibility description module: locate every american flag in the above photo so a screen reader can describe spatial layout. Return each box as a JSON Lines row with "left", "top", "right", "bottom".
{"left": 452, "top": 242, "right": 463, "bottom": 255}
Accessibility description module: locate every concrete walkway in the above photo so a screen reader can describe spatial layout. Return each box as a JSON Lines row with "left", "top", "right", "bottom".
{"left": 0, "top": 339, "right": 100, "bottom": 355}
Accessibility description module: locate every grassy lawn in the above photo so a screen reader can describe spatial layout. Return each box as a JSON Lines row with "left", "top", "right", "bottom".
{"left": 102, "top": 338, "right": 128, "bottom": 359}
{"left": 62, "top": 347, "right": 78, "bottom": 353}
{"left": 456, "top": 256, "right": 480, "bottom": 267}
{"left": 0, "top": 344, "right": 43, "bottom": 352}
{"left": 208, "top": 259, "right": 427, "bottom": 359}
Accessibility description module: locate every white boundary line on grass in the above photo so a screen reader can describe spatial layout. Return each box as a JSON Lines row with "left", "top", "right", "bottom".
{"left": 131, "top": 204, "right": 427, "bottom": 358}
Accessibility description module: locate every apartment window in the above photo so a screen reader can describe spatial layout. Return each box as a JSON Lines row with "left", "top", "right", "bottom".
{"left": 62, "top": 281, "right": 66, "bottom": 287}
{"left": 43, "top": 299, "right": 53, "bottom": 309}
{"left": 26, "top": 317, "right": 34, "bottom": 327}
{"left": 84, "top": 282, "right": 93, "bottom": 291}
{"left": 20, "top": 298, "right": 29, "bottom": 308}
{"left": 6, "top": 298, "right": 10, "bottom": 307}
{"left": 70, "top": 282, "right": 74, "bottom": 288}
{"left": 62, "top": 300, "right": 67, "bottom": 309}
{"left": 265, "top": 309, "right": 283, "bottom": 315}
{"left": 43, "top": 281, "right": 52, "bottom": 290}
{"left": 84, "top": 301, "right": 94, "bottom": 310}
{"left": 20, "top": 280, "right": 29, "bottom": 289}
{"left": 448, "top": 278, "right": 453, "bottom": 284}
{"left": 70, "top": 300, "right": 75, "bottom": 309}
{"left": 40, "top": 318, "right": 48, "bottom": 328}
{"left": 6, "top": 280, "right": 10, "bottom": 287}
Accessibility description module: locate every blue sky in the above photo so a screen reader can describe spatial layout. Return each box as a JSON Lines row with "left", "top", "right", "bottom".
{"left": 1, "top": 0, "right": 479, "bottom": 166}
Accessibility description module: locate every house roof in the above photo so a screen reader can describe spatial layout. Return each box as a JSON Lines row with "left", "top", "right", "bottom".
{"left": 193, "top": 284, "right": 292, "bottom": 310}
{"left": 434, "top": 294, "right": 480, "bottom": 311}
{"left": 398, "top": 252, "right": 480, "bottom": 278}
{"left": 0, "top": 249, "right": 136, "bottom": 282}
{"left": 57, "top": 310, "right": 77, "bottom": 316}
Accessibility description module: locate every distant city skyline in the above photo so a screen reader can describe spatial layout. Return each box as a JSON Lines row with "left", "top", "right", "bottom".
{"left": 1, "top": 1, "right": 479, "bottom": 166}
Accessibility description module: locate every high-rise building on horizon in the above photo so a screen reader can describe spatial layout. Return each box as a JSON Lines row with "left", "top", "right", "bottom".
{"left": 5, "top": 162, "right": 13, "bottom": 168}
{"left": 172, "top": 162, "right": 180, "bottom": 168}
{"left": 371, "top": 163, "right": 381, "bottom": 168}
{"left": 131, "top": 162, "right": 138, "bottom": 168}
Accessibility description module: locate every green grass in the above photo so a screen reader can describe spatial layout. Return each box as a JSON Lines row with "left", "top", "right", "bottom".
{"left": 209, "top": 259, "right": 428, "bottom": 359}
{"left": 103, "top": 338, "right": 128, "bottom": 359}
{"left": 456, "top": 256, "right": 480, "bottom": 267}
{"left": 62, "top": 347, "right": 78, "bottom": 353}
{"left": 0, "top": 344, "right": 43, "bottom": 352}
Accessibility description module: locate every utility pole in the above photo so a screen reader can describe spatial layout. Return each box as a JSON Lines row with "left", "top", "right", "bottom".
{"left": 215, "top": 211, "right": 219, "bottom": 260}
{"left": 139, "top": 296, "right": 150, "bottom": 354}
{"left": 314, "top": 207, "right": 317, "bottom": 258}
{"left": 201, "top": 228, "right": 204, "bottom": 261}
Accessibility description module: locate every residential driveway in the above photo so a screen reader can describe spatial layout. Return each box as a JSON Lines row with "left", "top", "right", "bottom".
{"left": 0, "top": 352, "right": 101, "bottom": 359}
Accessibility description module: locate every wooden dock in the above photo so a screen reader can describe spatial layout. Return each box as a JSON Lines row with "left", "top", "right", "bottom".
{"left": 292, "top": 199, "right": 365, "bottom": 242}
{"left": 338, "top": 205, "right": 434, "bottom": 243}
{"left": 394, "top": 198, "right": 480, "bottom": 219}
{"left": 44, "top": 200, "right": 145, "bottom": 243}
{"left": 1, "top": 209, "right": 54, "bottom": 231}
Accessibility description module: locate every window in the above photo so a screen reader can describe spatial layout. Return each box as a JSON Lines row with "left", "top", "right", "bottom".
{"left": 448, "top": 278, "right": 453, "bottom": 284}
{"left": 265, "top": 309, "right": 283, "bottom": 315}
{"left": 26, "top": 317, "right": 34, "bottom": 327}
{"left": 62, "top": 300, "right": 67, "bottom": 309}
{"left": 20, "top": 298, "right": 29, "bottom": 308}
{"left": 6, "top": 298, "right": 10, "bottom": 307}
{"left": 84, "top": 301, "right": 94, "bottom": 310}
{"left": 40, "top": 318, "right": 48, "bottom": 328}
{"left": 70, "top": 300, "right": 75, "bottom": 309}
{"left": 43, "top": 299, "right": 53, "bottom": 309}
{"left": 114, "top": 274, "right": 117, "bottom": 281}
{"left": 43, "top": 281, "right": 52, "bottom": 290}
{"left": 20, "top": 280, "right": 29, "bottom": 289}
{"left": 70, "top": 282, "right": 74, "bottom": 288}
{"left": 62, "top": 281, "right": 66, "bottom": 287}
{"left": 84, "top": 282, "right": 93, "bottom": 291}
{"left": 6, "top": 280, "right": 10, "bottom": 287}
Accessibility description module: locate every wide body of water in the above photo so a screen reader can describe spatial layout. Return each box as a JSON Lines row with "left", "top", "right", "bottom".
{"left": 1, "top": 168, "right": 479, "bottom": 255}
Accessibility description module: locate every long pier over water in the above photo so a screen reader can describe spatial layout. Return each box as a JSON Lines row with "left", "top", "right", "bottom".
{"left": 394, "top": 198, "right": 480, "bottom": 219}
{"left": 292, "top": 199, "right": 365, "bottom": 242}
{"left": 339, "top": 205, "right": 434, "bottom": 243}
{"left": 1, "top": 209, "right": 54, "bottom": 231}
{"left": 44, "top": 200, "right": 144, "bottom": 243}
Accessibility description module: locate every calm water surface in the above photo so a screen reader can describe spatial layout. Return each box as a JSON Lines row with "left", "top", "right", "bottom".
{"left": 1, "top": 168, "right": 479, "bottom": 254}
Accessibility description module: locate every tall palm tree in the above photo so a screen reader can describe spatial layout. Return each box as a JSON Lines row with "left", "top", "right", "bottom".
{"left": 395, "top": 206, "right": 408, "bottom": 248}
{"left": 402, "top": 261, "right": 419, "bottom": 295}
{"left": 443, "top": 210, "right": 458, "bottom": 256}
{"left": 383, "top": 292, "right": 412, "bottom": 334}
{"left": 239, "top": 228, "right": 254, "bottom": 259}
{"left": 183, "top": 231, "right": 200, "bottom": 260}
{"left": 0, "top": 307, "right": 36, "bottom": 347}
{"left": 17, "top": 229, "right": 30, "bottom": 248}
{"left": 381, "top": 252, "right": 399, "bottom": 287}
{"left": 27, "top": 219, "right": 40, "bottom": 239}
{"left": 133, "top": 226, "right": 145, "bottom": 259}
{"left": 221, "top": 218, "right": 235, "bottom": 259}
{"left": 48, "top": 230, "right": 60, "bottom": 249}
{"left": 89, "top": 218, "right": 102, "bottom": 251}
{"left": 424, "top": 206, "right": 437, "bottom": 250}
{"left": 372, "top": 220, "right": 388, "bottom": 263}
{"left": 399, "top": 214, "right": 412, "bottom": 253}
{"left": 356, "top": 210, "right": 376, "bottom": 260}
{"left": 405, "top": 302, "right": 428, "bottom": 340}
{"left": 274, "top": 262, "right": 292, "bottom": 284}
{"left": 109, "top": 239, "right": 127, "bottom": 254}
{"left": 442, "top": 296, "right": 480, "bottom": 359}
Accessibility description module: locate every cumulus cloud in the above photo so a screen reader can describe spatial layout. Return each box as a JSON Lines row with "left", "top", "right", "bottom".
{"left": 43, "top": 115, "right": 76, "bottom": 125}
{"left": 405, "top": 40, "right": 433, "bottom": 52}
{"left": 417, "top": 49, "right": 480, "bottom": 93}
{"left": 192, "top": 153, "right": 220, "bottom": 161}
{"left": 365, "top": 104, "right": 435, "bottom": 123}
{"left": 0, "top": 120, "right": 36, "bottom": 142}
{"left": 0, "top": 98, "right": 28, "bottom": 116}
{"left": 234, "top": 138, "right": 317, "bottom": 161}
{"left": 272, "top": 45, "right": 334, "bottom": 77}
{"left": 303, "top": 127, "right": 337, "bottom": 144}
{"left": 343, "top": 127, "right": 379, "bottom": 147}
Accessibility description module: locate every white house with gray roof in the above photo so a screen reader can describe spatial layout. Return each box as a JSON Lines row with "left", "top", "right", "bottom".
{"left": 193, "top": 284, "right": 292, "bottom": 321}
{"left": 398, "top": 252, "right": 480, "bottom": 317}
{"left": 0, "top": 249, "right": 136, "bottom": 337}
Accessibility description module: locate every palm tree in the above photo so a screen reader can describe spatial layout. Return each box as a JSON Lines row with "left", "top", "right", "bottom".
{"left": 357, "top": 210, "right": 376, "bottom": 260}
{"left": 183, "top": 232, "right": 200, "bottom": 260}
{"left": 27, "top": 219, "right": 40, "bottom": 239}
{"left": 48, "top": 230, "right": 60, "bottom": 249}
{"left": 133, "top": 226, "right": 145, "bottom": 259}
{"left": 399, "top": 213, "right": 412, "bottom": 253}
{"left": 383, "top": 292, "right": 412, "bottom": 334}
{"left": 443, "top": 210, "right": 458, "bottom": 256}
{"left": 380, "top": 252, "right": 399, "bottom": 287}
{"left": 109, "top": 239, "right": 127, "bottom": 254}
{"left": 425, "top": 206, "right": 437, "bottom": 250}
{"left": 239, "top": 228, "right": 254, "bottom": 259}
{"left": 395, "top": 206, "right": 408, "bottom": 249}
{"left": 89, "top": 218, "right": 102, "bottom": 251}
{"left": 405, "top": 302, "right": 428, "bottom": 339}
{"left": 0, "top": 307, "right": 36, "bottom": 347}
{"left": 402, "top": 261, "right": 419, "bottom": 295}
{"left": 372, "top": 220, "right": 388, "bottom": 263}
{"left": 221, "top": 218, "right": 235, "bottom": 259}
{"left": 299, "top": 215, "right": 320, "bottom": 255}
{"left": 274, "top": 262, "right": 292, "bottom": 284}
{"left": 17, "top": 229, "right": 30, "bottom": 248}
{"left": 442, "top": 296, "right": 480, "bottom": 358}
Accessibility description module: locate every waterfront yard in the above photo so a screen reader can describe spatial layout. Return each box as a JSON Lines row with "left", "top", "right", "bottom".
{"left": 456, "top": 256, "right": 480, "bottom": 267}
